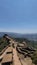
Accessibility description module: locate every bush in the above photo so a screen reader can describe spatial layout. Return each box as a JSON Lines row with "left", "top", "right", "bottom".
{"left": 31, "top": 50, "right": 37, "bottom": 65}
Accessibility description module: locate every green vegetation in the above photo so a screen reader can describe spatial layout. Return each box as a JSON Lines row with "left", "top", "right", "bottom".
{"left": 31, "top": 50, "right": 37, "bottom": 65}
{"left": 27, "top": 41, "right": 37, "bottom": 49}
{"left": 14, "top": 38, "right": 29, "bottom": 43}
{"left": 0, "top": 37, "right": 9, "bottom": 52}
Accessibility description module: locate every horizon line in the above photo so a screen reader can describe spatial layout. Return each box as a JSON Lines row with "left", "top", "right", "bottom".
{"left": 0, "top": 31, "right": 37, "bottom": 34}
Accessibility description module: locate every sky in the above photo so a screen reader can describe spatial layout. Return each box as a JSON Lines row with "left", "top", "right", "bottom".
{"left": 0, "top": 0, "right": 37, "bottom": 33}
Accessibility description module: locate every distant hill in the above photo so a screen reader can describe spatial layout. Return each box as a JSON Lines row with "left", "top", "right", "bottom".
{"left": 0, "top": 32, "right": 37, "bottom": 41}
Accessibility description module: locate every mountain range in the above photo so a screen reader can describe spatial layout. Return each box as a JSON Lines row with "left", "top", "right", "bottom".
{"left": 0, "top": 32, "right": 37, "bottom": 41}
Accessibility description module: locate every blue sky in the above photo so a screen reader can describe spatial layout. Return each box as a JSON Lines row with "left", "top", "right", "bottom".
{"left": 0, "top": 0, "right": 37, "bottom": 33}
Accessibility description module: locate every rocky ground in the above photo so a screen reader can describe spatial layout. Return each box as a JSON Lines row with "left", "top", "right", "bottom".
{"left": 0, "top": 35, "right": 36, "bottom": 65}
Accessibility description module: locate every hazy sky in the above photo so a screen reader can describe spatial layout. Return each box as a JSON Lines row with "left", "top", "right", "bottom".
{"left": 0, "top": 0, "right": 37, "bottom": 33}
